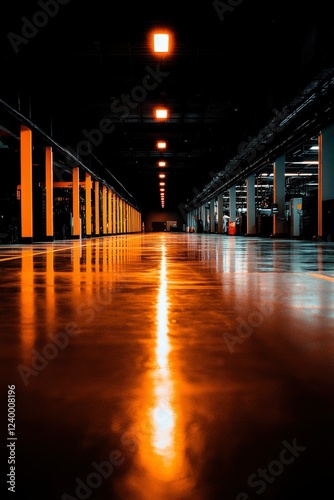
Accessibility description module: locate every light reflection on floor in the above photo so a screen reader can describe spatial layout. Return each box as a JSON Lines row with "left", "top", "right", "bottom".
{"left": 0, "top": 234, "right": 334, "bottom": 500}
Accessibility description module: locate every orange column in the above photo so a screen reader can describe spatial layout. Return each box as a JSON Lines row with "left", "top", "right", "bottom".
{"left": 108, "top": 189, "right": 112, "bottom": 234}
{"left": 45, "top": 146, "right": 54, "bottom": 240}
{"left": 94, "top": 180, "right": 100, "bottom": 236}
{"left": 72, "top": 167, "right": 80, "bottom": 238}
{"left": 125, "top": 203, "right": 128, "bottom": 233}
{"left": 102, "top": 185, "right": 107, "bottom": 235}
{"left": 85, "top": 173, "right": 92, "bottom": 237}
{"left": 118, "top": 198, "right": 124, "bottom": 234}
{"left": 119, "top": 198, "right": 122, "bottom": 233}
{"left": 113, "top": 192, "right": 117, "bottom": 234}
{"left": 20, "top": 125, "right": 33, "bottom": 243}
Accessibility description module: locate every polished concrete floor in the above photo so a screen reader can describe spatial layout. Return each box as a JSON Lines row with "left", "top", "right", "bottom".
{"left": 0, "top": 233, "right": 334, "bottom": 500}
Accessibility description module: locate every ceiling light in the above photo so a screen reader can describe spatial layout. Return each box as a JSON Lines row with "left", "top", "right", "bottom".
{"left": 159, "top": 182, "right": 165, "bottom": 186}
{"left": 284, "top": 173, "right": 315, "bottom": 176}
{"left": 287, "top": 161, "right": 318, "bottom": 164}
{"left": 155, "top": 108, "right": 168, "bottom": 119}
{"left": 154, "top": 33, "right": 169, "bottom": 53}
{"left": 158, "top": 161, "right": 166, "bottom": 167}
{"left": 157, "top": 141, "right": 166, "bottom": 149}
{"left": 159, "top": 174, "right": 166, "bottom": 178}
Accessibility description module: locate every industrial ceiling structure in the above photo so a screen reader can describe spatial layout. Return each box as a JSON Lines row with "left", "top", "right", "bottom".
{"left": 1, "top": 0, "right": 334, "bottom": 216}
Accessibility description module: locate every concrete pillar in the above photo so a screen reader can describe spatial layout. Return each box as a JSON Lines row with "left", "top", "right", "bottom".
{"left": 85, "top": 173, "right": 92, "bottom": 237}
{"left": 199, "top": 204, "right": 204, "bottom": 223}
{"left": 45, "top": 146, "right": 54, "bottom": 241}
{"left": 318, "top": 124, "right": 334, "bottom": 239}
{"left": 108, "top": 189, "right": 112, "bottom": 234}
{"left": 246, "top": 174, "right": 256, "bottom": 235}
{"left": 217, "top": 192, "right": 224, "bottom": 234}
{"left": 229, "top": 186, "right": 236, "bottom": 222}
{"left": 210, "top": 198, "right": 215, "bottom": 233}
{"left": 20, "top": 125, "right": 33, "bottom": 243}
{"left": 124, "top": 203, "right": 127, "bottom": 233}
{"left": 137, "top": 209, "right": 141, "bottom": 232}
{"left": 94, "top": 180, "right": 100, "bottom": 236}
{"left": 72, "top": 166, "right": 80, "bottom": 239}
{"left": 187, "top": 212, "right": 192, "bottom": 229}
{"left": 112, "top": 192, "right": 117, "bottom": 234}
{"left": 273, "top": 155, "right": 288, "bottom": 236}
{"left": 102, "top": 185, "right": 107, "bottom": 236}
{"left": 116, "top": 195, "right": 120, "bottom": 234}
{"left": 118, "top": 198, "right": 122, "bottom": 233}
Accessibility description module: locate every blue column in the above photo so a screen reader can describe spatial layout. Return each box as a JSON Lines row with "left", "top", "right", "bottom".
{"left": 318, "top": 123, "right": 334, "bottom": 239}
{"left": 229, "top": 186, "right": 236, "bottom": 222}
{"left": 210, "top": 198, "right": 216, "bottom": 233}
{"left": 246, "top": 174, "right": 256, "bottom": 235}
{"left": 273, "top": 155, "right": 288, "bottom": 236}
{"left": 217, "top": 192, "right": 224, "bottom": 233}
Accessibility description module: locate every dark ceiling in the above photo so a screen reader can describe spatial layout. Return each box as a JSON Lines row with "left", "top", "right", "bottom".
{"left": 1, "top": 0, "right": 334, "bottom": 213}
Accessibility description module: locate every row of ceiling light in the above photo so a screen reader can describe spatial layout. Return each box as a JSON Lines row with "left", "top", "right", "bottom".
{"left": 156, "top": 138, "right": 167, "bottom": 208}
{"left": 152, "top": 32, "right": 172, "bottom": 208}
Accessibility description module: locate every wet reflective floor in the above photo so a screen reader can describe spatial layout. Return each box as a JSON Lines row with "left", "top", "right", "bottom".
{"left": 0, "top": 233, "right": 334, "bottom": 500}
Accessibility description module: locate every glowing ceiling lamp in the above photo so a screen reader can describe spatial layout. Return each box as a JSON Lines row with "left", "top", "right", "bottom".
{"left": 157, "top": 141, "right": 167, "bottom": 149}
{"left": 155, "top": 108, "right": 168, "bottom": 119}
{"left": 154, "top": 33, "right": 169, "bottom": 53}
